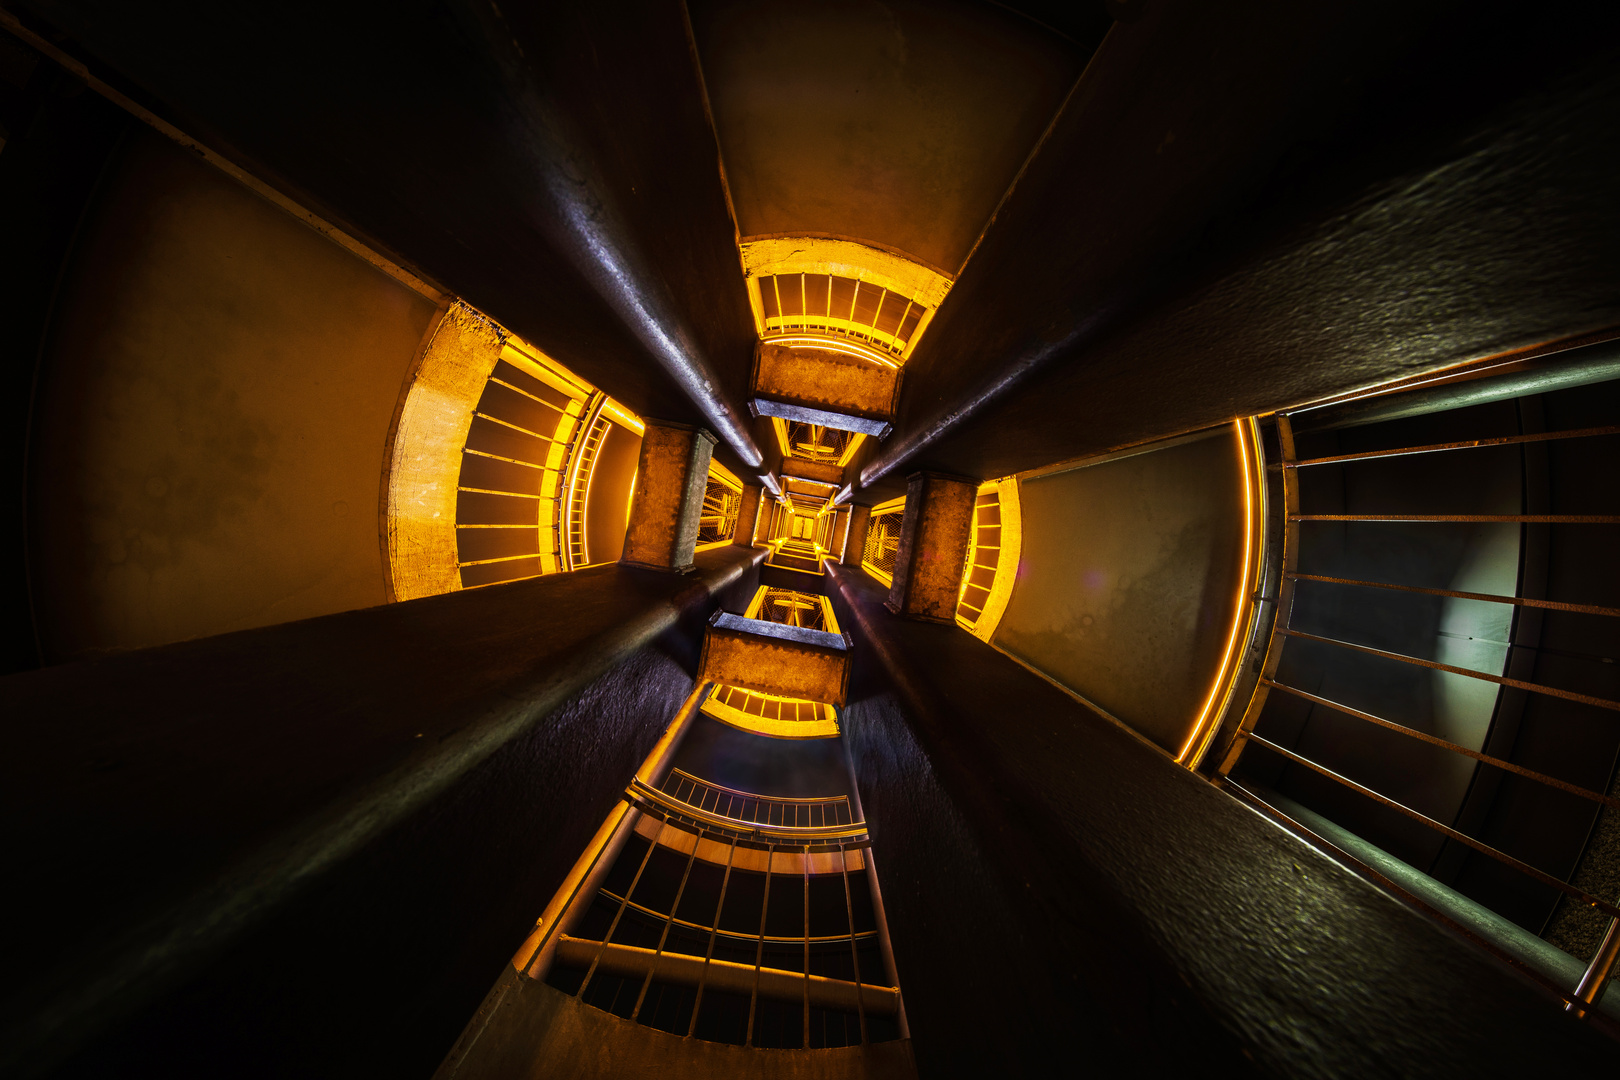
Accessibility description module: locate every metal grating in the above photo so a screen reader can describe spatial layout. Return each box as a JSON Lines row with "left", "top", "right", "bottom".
{"left": 861, "top": 507, "right": 904, "bottom": 584}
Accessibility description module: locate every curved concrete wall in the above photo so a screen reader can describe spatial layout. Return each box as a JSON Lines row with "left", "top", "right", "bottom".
{"left": 29, "top": 128, "right": 435, "bottom": 661}
{"left": 992, "top": 428, "right": 1248, "bottom": 752}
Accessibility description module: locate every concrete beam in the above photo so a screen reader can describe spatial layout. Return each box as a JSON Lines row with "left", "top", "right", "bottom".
{"left": 698, "top": 611, "right": 850, "bottom": 706}
{"left": 751, "top": 342, "right": 900, "bottom": 426}
{"left": 731, "top": 483, "right": 762, "bottom": 546}
{"left": 885, "top": 472, "right": 975, "bottom": 623}
{"left": 622, "top": 419, "right": 716, "bottom": 572}
{"left": 842, "top": 505, "right": 872, "bottom": 567}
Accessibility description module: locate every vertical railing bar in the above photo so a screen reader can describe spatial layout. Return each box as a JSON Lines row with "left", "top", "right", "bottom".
{"left": 745, "top": 847, "right": 775, "bottom": 1047}
{"left": 840, "top": 843, "right": 868, "bottom": 1045}
{"left": 688, "top": 839, "right": 737, "bottom": 1038}
{"left": 577, "top": 832, "right": 657, "bottom": 999}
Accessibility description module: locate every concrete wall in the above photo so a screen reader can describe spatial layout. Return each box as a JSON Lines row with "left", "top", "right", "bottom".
{"left": 993, "top": 428, "right": 1247, "bottom": 752}
{"left": 28, "top": 127, "right": 436, "bottom": 661}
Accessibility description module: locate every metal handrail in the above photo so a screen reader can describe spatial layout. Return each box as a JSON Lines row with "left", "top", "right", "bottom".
{"left": 599, "top": 888, "right": 878, "bottom": 946}
{"left": 628, "top": 778, "right": 868, "bottom": 841}
{"left": 667, "top": 767, "right": 847, "bottom": 805}
{"left": 1282, "top": 424, "right": 1620, "bottom": 468}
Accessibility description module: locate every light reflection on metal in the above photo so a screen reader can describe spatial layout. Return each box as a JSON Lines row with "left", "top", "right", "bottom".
{"left": 459, "top": 0, "right": 762, "bottom": 472}
{"left": 765, "top": 334, "right": 899, "bottom": 368}
{"left": 629, "top": 775, "right": 863, "bottom": 840}
{"left": 1179, "top": 418, "right": 1266, "bottom": 768}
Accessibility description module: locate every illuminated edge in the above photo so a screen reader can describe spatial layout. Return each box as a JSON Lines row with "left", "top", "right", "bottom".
{"left": 385, "top": 302, "right": 505, "bottom": 601}
{"left": 739, "top": 236, "right": 954, "bottom": 310}
{"left": 701, "top": 684, "right": 841, "bottom": 740}
{"left": 956, "top": 476, "right": 1021, "bottom": 644}
{"left": 1178, "top": 417, "right": 1268, "bottom": 769}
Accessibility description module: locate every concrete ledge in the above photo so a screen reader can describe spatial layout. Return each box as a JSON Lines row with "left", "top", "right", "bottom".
{"left": 1, "top": 545, "right": 764, "bottom": 1078}
{"left": 699, "top": 611, "right": 851, "bottom": 706}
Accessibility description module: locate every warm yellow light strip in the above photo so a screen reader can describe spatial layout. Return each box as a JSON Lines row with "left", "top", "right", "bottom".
{"left": 869, "top": 495, "right": 906, "bottom": 516}
{"left": 739, "top": 237, "right": 954, "bottom": 307}
{"left": 1178, "top": 418, "right": 1268, "bottom": 768}
{"left": 957, "top": 477, "right": 1021, "bottom": 644}
{"left": 707, "top": 456, "right": 744, "bottom": 493}
{"left": 502, "top": 336, "right": 596, "bottom": 401}
{"left": 771, "top": 417, "right": 793, "bottom": 459}
{"left": 743, "top": 584, "right": 769, "bottom": 619}
{"left": 764, "top": 333, "right": 900, "bottom": 368}
{"left": 701, "top": 685, "right": 840, "bottom": 739}
{"left": 600, "top": 397, "right": 644, "bottom": 435}
{"left": 836, "top": 433, "right": 867, "bottom": 468}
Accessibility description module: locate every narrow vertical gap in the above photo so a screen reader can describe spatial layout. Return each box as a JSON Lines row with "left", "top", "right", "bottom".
{"left": 631, "top": 839, "right": 697, "bottom": 1022}
{"left": 688, "top": 837, "right": 736, "bottom": 1038}
{"left": 802, "top": 846, "right": 811, "bottom": 1047}
{"left": 577, "top": 831, "right": 656, "bottom": 997}
{"left": 841, "top": 844, "right": 868, "bottom": 1044}
{"left": 745, "top": 846, "right": 774, "bottom": 1046}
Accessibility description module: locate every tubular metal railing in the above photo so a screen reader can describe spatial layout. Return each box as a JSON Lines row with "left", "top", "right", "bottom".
{"left": 1219, "top": 411, "right": 1620, "bottom": 1018}
{"left": 658, "top": 769, "right": 855, "bottom": 830}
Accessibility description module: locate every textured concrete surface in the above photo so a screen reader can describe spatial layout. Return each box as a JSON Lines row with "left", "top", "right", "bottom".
{"left": 885, "top": 473, "right": 974, "bottom": 624}
{"left": 828, "top": 563, "right": 1620, "bottom": 1077}
{"left": 688, "top": 0, "right": 1093, "bottom": 275}
{"left": 700, "top": 612, "right": 850, "bottom": 706}
{"left": 752, "top": 342, "right": 902, "bottom": 422}
{"left": 1, "top": 545, "right": 763, "bottom": 1079}
{"left": 623, "top": 420, "right": 716, "bottom": 571}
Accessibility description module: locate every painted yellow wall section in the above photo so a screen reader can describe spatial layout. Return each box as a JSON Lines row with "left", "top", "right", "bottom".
{"left": 700, "top": 684, "right": 841, "bottom": 740}
{"left": 385, "top": 302, "right": 505, "bottom": 600}
{"left": 956, "top": 477, "right": 1021, "bottom": 644}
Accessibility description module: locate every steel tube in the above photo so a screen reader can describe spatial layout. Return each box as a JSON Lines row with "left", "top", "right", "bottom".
{"left": 1567, "top": 917, "right": 1620, "bottom": 1017}
{"left": 1279, "top": 628, "right": 1620, "bottom": 713}
{"left": 1245, "top": 732, "right": 1620, "bottom": 920}
{"left": 1287, "top": 572, "right": 1620, "bottom": 619}
{"left": 1263, "top": 679, "right": 1620, "bottom": 808}
{"left": 1284, "top": 424, "right": 1620, "bottom": 468}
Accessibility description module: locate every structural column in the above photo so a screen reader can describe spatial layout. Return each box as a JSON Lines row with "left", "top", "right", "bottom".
{"left": 841, "top": 504, "right": 872, "bottom": 567}
{"left": 886, "top": 472, "right": 976, "bottom": 623}
{"left": 621, "top": 419, "right": 716, "bottom": 572}
{"left": 732, "top": 483, "right": 762, "bottom": 546}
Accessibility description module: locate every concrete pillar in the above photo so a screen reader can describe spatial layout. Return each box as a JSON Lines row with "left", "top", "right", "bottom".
{"left": 842, "top": 504, "right": 872, "bottom": 566}
{"left": 621, "top": 419, "right": 716, "bottom": 572}
{"left": 886, "top": 472, "right": 976, "bottom": 622}
{"left": 830, "top": 506, "right": 851, "bottom": 561}
{"left": 732, "top": 483, "right": 762, "bottom": 545}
